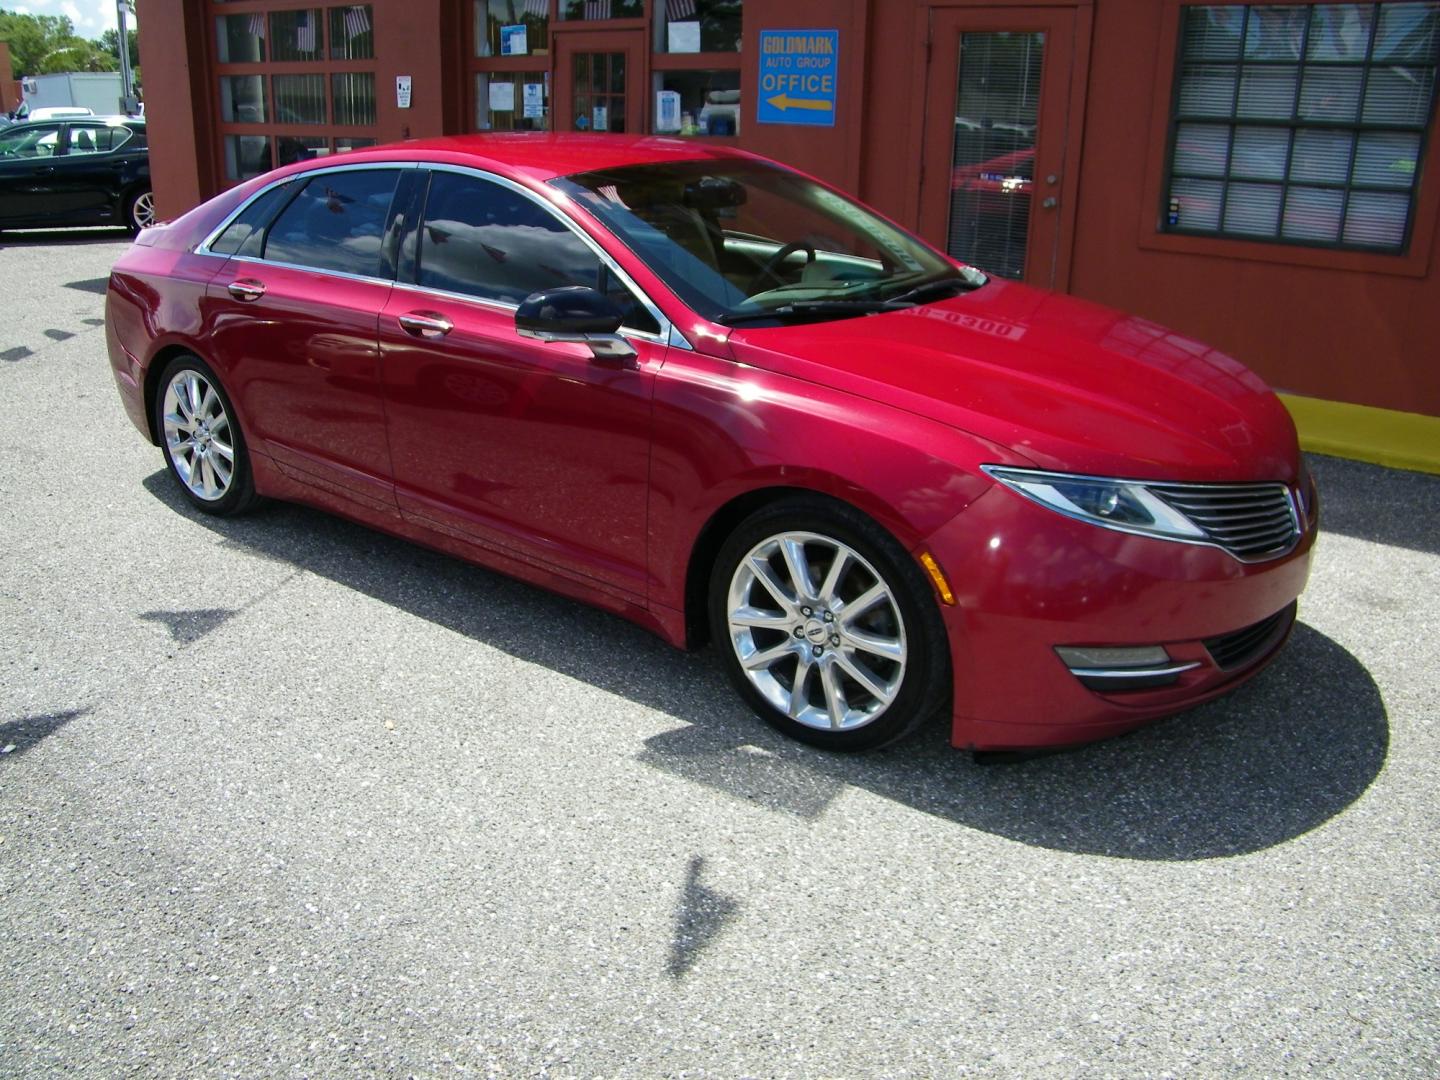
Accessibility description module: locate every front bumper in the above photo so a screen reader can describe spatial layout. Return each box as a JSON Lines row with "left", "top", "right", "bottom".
{"left": 924, "top": 484, "right": 1317, "bottom": 750}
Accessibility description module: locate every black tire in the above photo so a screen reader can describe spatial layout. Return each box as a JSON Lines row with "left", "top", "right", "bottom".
{"left": 153, "top": 354, "right": 260, "bottom": 516}
{"left": 123, "top": 187, "right": 154, "bottom": 234}
{"left": 708, "top": 495, "right": 951, "bottom": 752}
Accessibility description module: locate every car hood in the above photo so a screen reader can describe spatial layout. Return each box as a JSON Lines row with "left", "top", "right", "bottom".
{"left": 722, "top": 277, "right": 1300, "bottom": 483}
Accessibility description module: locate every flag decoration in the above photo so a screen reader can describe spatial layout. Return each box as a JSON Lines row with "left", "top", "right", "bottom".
{"left": 666, "top": 0, "right": 696, "bottom": 21}
{"left": 343, "top": 5, "right": 371, "bottom": 39}
{"left": 248, "top": 12, "right": 266, "bottom": 38}
{"left": 295, "top": 11, "right": 316, "bottom": 53}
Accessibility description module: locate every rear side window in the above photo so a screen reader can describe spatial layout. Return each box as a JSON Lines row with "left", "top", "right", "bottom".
{"left": 416, "top": 171, "right": 602, "bottom": 304}
{"left": 264, "top": 169, "right": 400, "bottom": 278}
{"left": 65, "top": 124, "right": 133, "bottom": 154}
{"left": 208, "top": 182, "right": 297, "bottom": 256}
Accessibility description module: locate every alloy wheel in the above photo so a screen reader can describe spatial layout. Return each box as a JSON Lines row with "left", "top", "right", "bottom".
{"left": 162, "top": 369, "right": 234, "bottom": 501}
{"left": 726, "top": 530, "right": 908, "bottom": 732}
{"left": 130, "top": 190, "right": 156, "bottom": 230}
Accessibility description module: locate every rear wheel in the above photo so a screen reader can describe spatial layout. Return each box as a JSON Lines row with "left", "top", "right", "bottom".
{"left": 154, "top": 355, "right": 259, "bottom": 516}
{"left": 709, "top": 496, "right": 950, "bottom": 751}
{"left": 124, "top": 188, "right": 155, "bottom": 233}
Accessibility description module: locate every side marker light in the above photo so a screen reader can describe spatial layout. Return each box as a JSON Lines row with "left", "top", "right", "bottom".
{"left": 917, "top": 551, "right": 956, "bottom": 606}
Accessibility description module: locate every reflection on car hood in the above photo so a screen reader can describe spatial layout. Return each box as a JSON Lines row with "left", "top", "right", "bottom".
{"left": 724, "top": 277, "right": 1300, "bottom": 483}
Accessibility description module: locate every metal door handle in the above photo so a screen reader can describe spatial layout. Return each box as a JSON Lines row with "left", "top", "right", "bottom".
{"left": 1041, "top": 197, "right": 1059, "bottom": 210}
{"left": 227, "top": 279, "right": 265, "bottom": 301}
{"left": 398, "top": 311, "right": 453, "bottom": 338}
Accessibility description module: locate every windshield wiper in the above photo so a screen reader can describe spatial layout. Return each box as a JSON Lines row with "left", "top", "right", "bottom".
{"left": 880, "top": 274, "right": 982, "bottom": 307}
{"left": 717, "top": 299, "right": 909, "bottom": 326}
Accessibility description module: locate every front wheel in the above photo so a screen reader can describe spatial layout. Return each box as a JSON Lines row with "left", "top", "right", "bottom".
{"left": 709, "top": 497, "right": 951, "bottom": 752}
{"left": 124, "top": 188, "right": 155, "bottom": 233}
{"left": 154, "top": 355, "right": 259, "bottom": 516}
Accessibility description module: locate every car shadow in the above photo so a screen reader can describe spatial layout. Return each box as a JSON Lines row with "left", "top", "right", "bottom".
{"left": 142, "top": 471, "right": 1388, "bottom": 862}
{"left": 0, "top": 227, "right": 131, "bottom": 247}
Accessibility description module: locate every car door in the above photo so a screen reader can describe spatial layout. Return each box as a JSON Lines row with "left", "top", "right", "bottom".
{"left": 204, "top": 166, "right": 409, "bottom": 514}
{"left": 377, "top": 167, "right": 665, "bottom": 601}
{"left": 0, "top": 123, "right": 64, "bottom": 226}
{"left": 47, "top": 121, "right": 139, "bottom": 223}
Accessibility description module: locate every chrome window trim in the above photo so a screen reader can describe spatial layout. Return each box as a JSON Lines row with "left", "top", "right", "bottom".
{"left": 194, "top": 161, "right": 420, "bottom": 256}
{"left": 222, "top": 252, "right": 398, "bottom": 290}
{"left": 416, "top": 162, "right": 682, "bottom": 348}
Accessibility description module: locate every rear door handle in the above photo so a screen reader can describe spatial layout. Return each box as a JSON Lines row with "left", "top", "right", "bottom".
{"left": 227, "top": 279, "right": 265, "bottom": 301}
{"left": 398, "top": 311, "right": 453, "bottom": 338}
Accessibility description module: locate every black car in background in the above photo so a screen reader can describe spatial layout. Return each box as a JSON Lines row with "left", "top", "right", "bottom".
{"left": 0, "top": 116, "right": 152, "bottom": 234}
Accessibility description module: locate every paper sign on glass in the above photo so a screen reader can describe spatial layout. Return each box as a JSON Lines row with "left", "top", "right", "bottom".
{"left": 396, "top": 75, "right": 412, "bottom": 109}
{"left": 656, "top": 90, "right": 681, "bottom": 132}
{"left": 500, "top": 24, "right": 528, "bottom": 56}
{"left": 668, "top": 21, "right": 700, "bottom": 53}
{"left": 593, "top": 105, "right": 608, "bottom": 132}
{"left": 489, "top": 81, "right": 516, "bottom": 112}
{"left": 523, "top": 82, "right": 545, "bottom": 119}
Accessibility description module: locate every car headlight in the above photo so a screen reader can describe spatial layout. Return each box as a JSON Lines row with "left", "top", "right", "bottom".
{"left": 981, "top": 466, "right": 1207, "bottom": 543}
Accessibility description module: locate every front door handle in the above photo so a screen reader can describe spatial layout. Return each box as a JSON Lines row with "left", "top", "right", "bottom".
{"left": 227, "top": 279, "right": 265, "bottom": 301}
{"left": 398, "top": 311, "right": 453, "bottom": 338}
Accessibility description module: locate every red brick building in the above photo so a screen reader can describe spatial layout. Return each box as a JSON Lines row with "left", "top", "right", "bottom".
{"left": 137, "top": 0, "right": 1440, "bottom": 469}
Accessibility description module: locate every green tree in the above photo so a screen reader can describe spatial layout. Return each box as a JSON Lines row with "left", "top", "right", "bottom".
{"left": 97, "top": 27, "right": 139, "bottom": 73}
{"left": 0, "top": 10, "right": 116, "bottom": 75}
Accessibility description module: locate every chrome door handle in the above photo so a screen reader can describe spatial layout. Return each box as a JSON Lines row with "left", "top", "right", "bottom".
{"left": 398, "top": 311, "right": 453, "bottom": 338}
{"left": 1041, "top": 197, "right": 1059, "bottom": 210}
{"left": 227, "top": 279, "right": 265, "bottom": 301}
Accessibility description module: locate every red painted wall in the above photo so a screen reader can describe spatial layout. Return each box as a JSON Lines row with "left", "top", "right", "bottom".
{"left": 0, "top": 42, "right": 22, "bottom": 114}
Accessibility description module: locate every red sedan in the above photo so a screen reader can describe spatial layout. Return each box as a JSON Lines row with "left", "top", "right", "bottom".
{"left": 105, "top": 135, "right": 1317, "bottom": 752}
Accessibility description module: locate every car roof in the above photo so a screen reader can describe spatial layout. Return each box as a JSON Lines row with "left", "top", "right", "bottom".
{"left": 5, "top": 115, "right": 143, "bottom": 129}
{"left": 316, "top": 132, "right": 758, "bottom": 183}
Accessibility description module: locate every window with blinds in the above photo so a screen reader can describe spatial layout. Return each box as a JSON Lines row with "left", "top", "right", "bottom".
{"left": 1166, "top": 3, "right": 1439, "bottom": 253}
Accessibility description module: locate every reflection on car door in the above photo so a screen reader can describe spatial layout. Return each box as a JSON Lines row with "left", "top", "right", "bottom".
{"left": 0, "top": 124, "right": 64, "bottom": 225}
{"left": 206, "top": 167, "right": 407, "bottom": 513}
{"left": 377, "top": 168, "right": 662, "bottom": 601}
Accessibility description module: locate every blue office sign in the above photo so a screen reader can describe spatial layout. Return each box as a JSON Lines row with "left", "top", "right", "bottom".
{"left": 757, "top": 29, "right": 839, "bottom": 127}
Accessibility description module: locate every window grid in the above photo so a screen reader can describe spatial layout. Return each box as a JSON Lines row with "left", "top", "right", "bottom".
{"left": 211, "top": 3, "right": 379, "bottom": 184}
{"left": 1165, "top": 2, "right": 1440, "bottom": 254}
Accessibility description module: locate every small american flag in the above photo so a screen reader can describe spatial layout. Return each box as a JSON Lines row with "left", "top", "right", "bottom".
{"left": 343, "top": 5, "right": 370, "bottom": 39}
{"left": 295, "top": 11, "right": 316, "bottom": 53}
{"left": 523, "top": 0, "right": 548, "bottom": 16}
{"left": 247, "top": 12, "right": 266, "bottom": 38}
{"left": 584, "top": 0, "right": 610, "bottom": 19}
{"left": 666, "top": 0, "right": 696, "bottom": 20}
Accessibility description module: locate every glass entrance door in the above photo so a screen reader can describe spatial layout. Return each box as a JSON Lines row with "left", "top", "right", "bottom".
{"left": 919, "top": 8, "right": 1081, "bottom": 288}
{"left": 554, "top": 31, "right": 643, "bottom": 134}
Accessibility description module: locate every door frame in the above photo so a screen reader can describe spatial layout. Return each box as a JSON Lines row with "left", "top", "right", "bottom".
{"left": 552, "top": 28, "right": 647, "bottom": 136}
{"left": 912, "top": 3, "right": 1093, "bottom": 292}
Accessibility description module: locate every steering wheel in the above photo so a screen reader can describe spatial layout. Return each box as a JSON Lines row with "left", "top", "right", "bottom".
{"left": 745, "top": 240, "right": 817, "bottom": 294}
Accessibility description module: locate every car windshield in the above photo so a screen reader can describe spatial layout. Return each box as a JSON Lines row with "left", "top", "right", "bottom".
{"left": 551, "top": 159, "right": 984, "bottom": 326}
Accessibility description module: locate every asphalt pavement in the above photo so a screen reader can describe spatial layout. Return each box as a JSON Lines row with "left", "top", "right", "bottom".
{"left": 0, "top": 229, "right": 1436, "bottom": 1077}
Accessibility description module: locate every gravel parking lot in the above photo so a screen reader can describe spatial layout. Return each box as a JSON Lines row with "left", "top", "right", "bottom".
{"left": 1, "top": 231, "right": 1437, "bottom": 1078}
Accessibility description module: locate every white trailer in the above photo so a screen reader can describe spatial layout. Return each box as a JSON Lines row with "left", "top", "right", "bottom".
{"left": 18, "top": 73, "right": 125, "bottom": 117}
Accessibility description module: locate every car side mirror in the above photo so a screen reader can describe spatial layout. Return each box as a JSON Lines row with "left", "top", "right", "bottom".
{"left": 515, "top": 286, "right": 637, "bottom": 363}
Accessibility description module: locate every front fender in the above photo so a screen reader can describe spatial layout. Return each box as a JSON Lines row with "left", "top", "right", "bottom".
{"left": 647, "top": 348, "right": 1028, "bottom": 611}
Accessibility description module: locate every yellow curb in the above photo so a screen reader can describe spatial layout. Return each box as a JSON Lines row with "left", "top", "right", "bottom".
{"left": 1279, "top": 393, "right": 1440, "bottom": 476}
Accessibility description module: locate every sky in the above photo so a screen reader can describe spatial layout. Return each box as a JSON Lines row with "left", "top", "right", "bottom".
{"left": 6, "top": 0, "right": 136, "bottom": 39}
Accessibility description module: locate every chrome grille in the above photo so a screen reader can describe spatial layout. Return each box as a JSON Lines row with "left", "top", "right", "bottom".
{"left": 1148, "top": 481, "right": 1299, "bottom": 561}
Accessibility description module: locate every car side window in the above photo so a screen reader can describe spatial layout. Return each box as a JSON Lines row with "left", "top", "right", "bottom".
{"left": 0, "top": 125, "right": 61, "bottom": 159}
{"left": 263, "top": 169, "right": 400, "bottom": 279}
{"left": 208, "top": 181, "right": 298, "bottom": 257}
{"left": 417, "top": 171, "right": 659, "bottom": 334}
{"left": 65, "top": 125, "right": 133, "bottom": 155}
